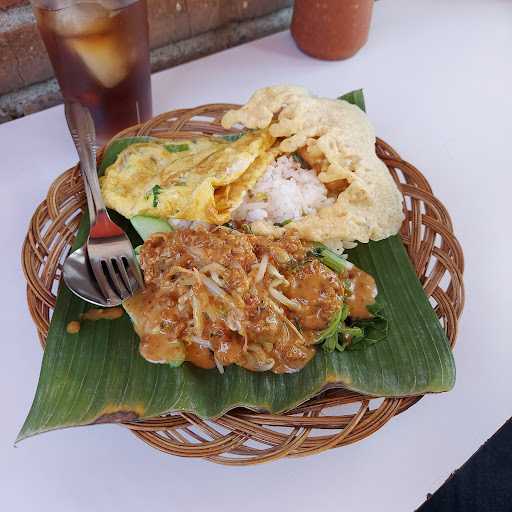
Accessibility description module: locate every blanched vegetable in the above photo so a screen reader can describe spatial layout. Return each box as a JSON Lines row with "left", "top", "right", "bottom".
{"left": 130, "top": 215, "right": 173, "bottom": 241}
{"left": 310, "top": 243, "right": 352, "bottom": 273}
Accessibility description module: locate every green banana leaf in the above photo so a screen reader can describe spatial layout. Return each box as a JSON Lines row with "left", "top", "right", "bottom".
{"left": 17, "top": 93, "right": 455, "bottom": 442}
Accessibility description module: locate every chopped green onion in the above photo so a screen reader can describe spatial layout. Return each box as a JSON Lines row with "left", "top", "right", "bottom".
{"left": 291, "top": 152, "right": 309, "bottom": 168}
{"left": 146, "top": 184, "right": 162, "bottom": 207}
{"left": 274, "top": 219, "right": 292, "bottom": 227}
{"left": 222, "top": 133, "right": 244, "bottom": 142}
{"left": 164, "top": 143, "right": 189, "bottom": 153}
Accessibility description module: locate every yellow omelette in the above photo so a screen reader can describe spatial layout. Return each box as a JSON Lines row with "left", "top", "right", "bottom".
{"left": 100, "top": 131, "right": 275, "bottom": 224}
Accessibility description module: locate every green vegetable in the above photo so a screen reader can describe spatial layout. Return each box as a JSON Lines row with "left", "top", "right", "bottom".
{"left": 291, "top": 152, "right": 309, "bottom": 168}
{"left": 164, "top": 143, "right": 189, "bottom": 153}
{"left": 310, "top": 243, "right": 350, "bottom": 273}
{"left": 339, "top": 89, "right": 366, "bottom": 112}
{"left": 339, "top": 326, "right": 364, "bottom": 338}
{"left": 146, "top": 184, "right": 162, "bottom": 207}
{"left": 315, "top": 304, "right": 349, "bottom": 352}
{"left": 222, "top": 133, "right": 245, "bottom": 142}
{"left": 347, "top": 302, "right": 388, "bottom": 351}
{"left": 130, "top": 215, "right": 173, "bottom": 241}
{"left": 134, "top": 245, "right": 141, "bottom": 263}
{"left": 101, "top": 136, "right": 158, "bottom": 172}
{"left": 315, "top": 300, "right": 388, "bottom": 353}
{"left": 274, "top": 219, "right": 292, "bottom": 227}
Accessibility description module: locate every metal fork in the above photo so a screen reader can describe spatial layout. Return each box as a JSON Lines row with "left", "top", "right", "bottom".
{"left": 65, "top": 101, "right": 143, "bottom": 304}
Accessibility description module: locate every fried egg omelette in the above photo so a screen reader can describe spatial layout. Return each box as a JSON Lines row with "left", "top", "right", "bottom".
{"left": 100, "top": 130, "right": 275, "bottom": 224}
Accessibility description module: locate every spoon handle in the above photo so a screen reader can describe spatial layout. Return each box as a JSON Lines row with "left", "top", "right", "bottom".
{"left": 64, "top": 102, "right": 106, "bottom": 224}
{"left": 82, "top": 165, "right": 97, "bottom": 225}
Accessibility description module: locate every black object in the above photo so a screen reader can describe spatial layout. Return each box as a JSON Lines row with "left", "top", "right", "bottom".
{"left": 418, "top": 418, "right": 512, "bottom": 511}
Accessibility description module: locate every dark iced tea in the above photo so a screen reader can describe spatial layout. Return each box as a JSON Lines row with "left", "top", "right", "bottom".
{"left": 34, "top": 0, "right": 152, "bottom": 144}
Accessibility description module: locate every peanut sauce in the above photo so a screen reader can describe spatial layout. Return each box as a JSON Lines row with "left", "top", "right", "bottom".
{"left": 66, "top": 321, "right": 81, "bottom": 334}
{"left": 66, "top": 307, "right": 124, "bottom": 335}
{"left": 345, "top": 267, "right": 377, "bottom": 319}
{"left": 124, "top": 228, "right": 378, "bottom": 374}
{"left": 81, "top": 307, "right": 124, "bottom": 321}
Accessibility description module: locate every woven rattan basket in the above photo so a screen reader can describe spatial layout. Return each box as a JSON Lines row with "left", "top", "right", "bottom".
{"left": 22, "top": 104, "right": 464, "bottom": 465}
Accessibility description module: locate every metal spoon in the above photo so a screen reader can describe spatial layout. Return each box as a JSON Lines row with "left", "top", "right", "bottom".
{"left": 62, "top": 177, "right": 140, "bottom": 307}
{"left": 64, "top": 247, "right": 118, "bottom": 307}
{"left": 62, "top": 104, "right": 139, "bottom": 307}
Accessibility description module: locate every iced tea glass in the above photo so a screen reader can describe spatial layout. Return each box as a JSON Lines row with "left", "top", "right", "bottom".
{"left": 31, "top": 0, "right": 152, "bottom": 144}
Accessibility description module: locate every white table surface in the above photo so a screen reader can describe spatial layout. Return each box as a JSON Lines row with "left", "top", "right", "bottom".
{"left": 2, "top": 1, "right": 511, "bottom": 510}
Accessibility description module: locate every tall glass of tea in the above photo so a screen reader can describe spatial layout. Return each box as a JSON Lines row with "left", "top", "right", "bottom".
{"left": 31, "top": 0, "right": 153, "bottom": 144}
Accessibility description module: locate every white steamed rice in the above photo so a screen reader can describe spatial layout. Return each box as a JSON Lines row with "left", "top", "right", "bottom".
{"left": 232, "top": 156, "right": 334, "bottom": 224}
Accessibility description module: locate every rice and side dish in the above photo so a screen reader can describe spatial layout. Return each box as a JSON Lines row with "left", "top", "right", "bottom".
{"left": 100, "top": 85, "right": 404, "bottom": 374}
{"left": 18, "top": 86, "right": 457, "bottom": 445}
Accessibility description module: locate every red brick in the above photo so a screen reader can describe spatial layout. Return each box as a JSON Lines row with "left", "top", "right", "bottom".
{"left": 147, "top": 0, "right": 173, "bottom": 48}
{"left": 230, "top": 0, "right": 291, "bottom": 21}
{"left": 0, "top": 31, "right": 23, "bottom": 93}
{"left": 3, "top": 22, "right": 53, "bottom": 90}
{"left": 186, "top": 0, "right": 225, "bottom": 35}
{"left": 147, "top": 0, "right": 191, "bottom": 49}
{"left": 0, "top": 19, "right": 53, "bottom": 95}
{"left": 169, "top": 0, "right": 192, "bottom": 40}
{"left": 0, "top": 0, "right": 28, "bottom": 9}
